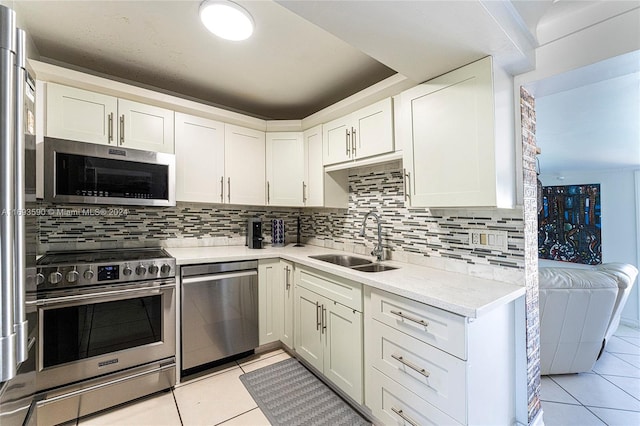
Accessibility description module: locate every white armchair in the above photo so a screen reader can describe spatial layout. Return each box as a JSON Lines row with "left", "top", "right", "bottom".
{"left": 538, "top": 263, "right": 637, "bottom": 375}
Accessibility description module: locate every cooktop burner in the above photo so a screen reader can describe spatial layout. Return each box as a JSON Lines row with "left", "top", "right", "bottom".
{"left": 35, "top": 248, "right": 175, "bottom": 291}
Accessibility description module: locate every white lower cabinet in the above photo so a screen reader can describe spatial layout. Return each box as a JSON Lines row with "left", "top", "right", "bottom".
{"left": 294, "top": 266, "right": 363, "bottom": 404}
{"left": 281, "top": 260, "right": 294, "bottom": 349}
{"left": 364, "top": 287, "right": 521, "bottom": 425}
{"left": 258, "top": 259, "right": 294, "bottom": 348}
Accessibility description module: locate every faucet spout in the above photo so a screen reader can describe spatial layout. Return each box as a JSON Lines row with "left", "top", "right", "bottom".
{"left": 359, "top": 211, "right": 384, "bottom": 261}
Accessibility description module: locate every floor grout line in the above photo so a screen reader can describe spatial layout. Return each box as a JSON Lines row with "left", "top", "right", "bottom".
{"left": 213, "top": 407, "right": 262, "bottom": 426}
{"left": 171, "top": 388, "right": 185, "bottom": 426}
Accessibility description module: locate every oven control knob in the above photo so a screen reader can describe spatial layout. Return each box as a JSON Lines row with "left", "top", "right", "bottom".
{"left": 148, "top": 264, "right": 159, "bottom": 274}
{"left": 83, "top": 269, "right": 95, "bottom": 280}
{"left": 160, "top": 264, "right": 171, "bottom": 274}
{"left": 66, "top": 270, "right": 79, "bottom": 283}
{"left": 123, "top": 265, "right": 133, "bottom": 276}
{"left": 36, "top": 273, "right": 45, "bottom": 285}
{"left": 135, "top": 264, "right": 147, "bottom": 275}
{"left": 49, "top": 271, "right": 63, "bottom": 285}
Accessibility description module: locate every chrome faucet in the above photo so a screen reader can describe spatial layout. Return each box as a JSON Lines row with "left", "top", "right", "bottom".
{"left": 359, "top": 211, "right": 384, "bottom": 261}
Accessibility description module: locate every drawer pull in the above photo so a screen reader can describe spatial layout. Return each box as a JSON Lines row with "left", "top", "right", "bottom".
{"left": 390, "top": 310, "right": 429, "bottom": 327}
{"left": 391, "top": 354, "right": 430, "bottom": 378}
{"left": 391, "top": 407, "right": 419, "bottom": 426}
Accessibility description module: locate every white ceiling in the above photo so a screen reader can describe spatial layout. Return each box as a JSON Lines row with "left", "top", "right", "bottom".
{"left": 2, "top": 0, "right": 568, "bottom": 120}
{"left": 535, "top": 50, "right": 640, "bottom": 174}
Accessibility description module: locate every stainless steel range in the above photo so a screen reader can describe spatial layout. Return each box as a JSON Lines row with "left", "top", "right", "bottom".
{"left": 30, "top": 248, "right": 176, "bottom": 426}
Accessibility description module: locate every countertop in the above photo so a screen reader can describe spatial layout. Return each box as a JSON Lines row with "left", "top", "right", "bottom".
{"left": 166, "top": 245, "right": 525, "bottom": 318}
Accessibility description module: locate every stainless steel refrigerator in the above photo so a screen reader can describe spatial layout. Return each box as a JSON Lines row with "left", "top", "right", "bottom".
{"left": 0, "top": 4, "right": 37, "bottom": 425}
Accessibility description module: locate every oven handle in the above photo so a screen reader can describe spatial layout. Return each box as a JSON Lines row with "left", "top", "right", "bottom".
{"left": 27, "top": 283, "right": 174, "bottom": 307}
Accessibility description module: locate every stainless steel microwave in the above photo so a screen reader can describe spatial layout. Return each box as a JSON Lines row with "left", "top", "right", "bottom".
{"left": 44, "top": 137, "right": 176, "bottom": 206}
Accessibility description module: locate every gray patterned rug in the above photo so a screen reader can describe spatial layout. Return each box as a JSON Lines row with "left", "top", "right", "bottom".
{"left": 239, "top": 358, "right": 370, "bottom": 426}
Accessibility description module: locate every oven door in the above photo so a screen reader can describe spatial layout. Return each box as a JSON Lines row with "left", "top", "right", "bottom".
{"left": 29, "top": 280, "right": 175, "bottom": 392}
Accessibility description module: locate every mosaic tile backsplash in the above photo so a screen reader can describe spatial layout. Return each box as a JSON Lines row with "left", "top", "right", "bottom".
{"left": 38, "top": 161, "right": 524, "bottom": 282}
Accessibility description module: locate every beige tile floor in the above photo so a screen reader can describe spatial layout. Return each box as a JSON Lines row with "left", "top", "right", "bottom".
{"left": 73, "top": 349, "right": 291, "bottom": 426}
{"left": 541, "top": 325, "right": 640, "bottom": 425}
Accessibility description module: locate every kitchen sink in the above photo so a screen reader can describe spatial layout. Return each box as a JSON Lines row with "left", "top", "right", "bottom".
{"left": 350, "top": 263, "right": 398, "bottom": 273}
{"left": 309, "top": 254, "right": 373, "bottom": 267}
{"left": 308, "top": 254, "right": 398, "bottom": 273}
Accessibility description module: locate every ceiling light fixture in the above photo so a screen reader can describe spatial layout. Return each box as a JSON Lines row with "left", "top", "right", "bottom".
{"left": 199, "top": 0, "right": 254, "bottom": 41}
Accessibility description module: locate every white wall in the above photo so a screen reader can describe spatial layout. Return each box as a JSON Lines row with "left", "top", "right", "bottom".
{"left": 540, "top": 169, "right": 640, "bottom": 327}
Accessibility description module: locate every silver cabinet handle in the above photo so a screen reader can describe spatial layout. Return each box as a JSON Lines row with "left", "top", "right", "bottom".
{"left": 345, "top": 129, "right": 351, "bottom": 156}
{"left": 316, "top": 301, "right": 321, "bottom": 331}
{"left": 390, "top": 310, "right": 429, "bottom": 327}
{"left": 227, "top": 177, "right": 231, "bottom": 203}
{"left": 302, "top": 181, "right": 307, "bottom": 204}
{"left": 351, "top": 127, "right": 357, "bottom": 157}
{"left": 404, "top": 169, "right": 412, "bottom": 200}
{"left": 220, "top": 176, "right": 224, "bottom": 203}
{"left": 403, "top": 168, "right": 409, "bottom": 201}
{"left": 284, "top": 266, "right": 290, "bottom": 290}
{"left": 267, "top": 181, "right": 270, "bottom": 204}
{"left": 391, "top": 353, "right": 430, "bottom": 378}
{"left": 322, "top": 305, "right": 327, "bottom": 334}
{"left": 391, "top": 407, "right": 419, "bottom": 426}
{"left": 108, "top": 112, "right": 113, "bottom": 143}
{"left": 119, "top": 115, "right": 125, "bottom": 145}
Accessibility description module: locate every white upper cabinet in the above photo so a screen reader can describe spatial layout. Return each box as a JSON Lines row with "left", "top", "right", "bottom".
{"left": 400, "top": 57, "right": 515, "bottom": 208}
{"left": 303, "top": 125, "right": 324, "bottom": 207}
{"left": 175, "top": 113, "right": 225, "bottom": 203}
{"left": 46, "top": 83, "right": 117, "bottom": 146}
{"left": 266, "top": 132, "right": 304, "bottom": 206}
{"left": 46, "top": 83, "right": 175, "bottom": 153}
{"left": 322, "top": 97, "right": 394, "bottom": 166}
{"left": 117, "top": 99, "right": 174, "bottom": 153}
{"left": 225, "top": 124, "right": 266, "bottom": 206}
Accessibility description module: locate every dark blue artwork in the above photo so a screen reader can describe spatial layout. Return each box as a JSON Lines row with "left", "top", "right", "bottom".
{"left": 538, "top": 184, "right": 602, "bottom": 265}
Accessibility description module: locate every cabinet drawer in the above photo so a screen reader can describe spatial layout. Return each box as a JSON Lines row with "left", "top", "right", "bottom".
{"left": 369, "top": 320, "right": 466, "bottom": 424}
{"left": 368, "top": 288, "right": 466, "bottom": 359}
{"left": 297, "top": 267, "right": 362, "bottom": 311}
{"left": 367, "top": 367, "right": 462, "bottom": 426}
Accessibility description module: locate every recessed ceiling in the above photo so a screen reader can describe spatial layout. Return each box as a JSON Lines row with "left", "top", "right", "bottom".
{"left": 11, "top": 0, "right": 396, "bottom": 120}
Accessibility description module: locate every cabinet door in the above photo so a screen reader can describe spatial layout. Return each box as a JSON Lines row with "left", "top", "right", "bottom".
{"left": 281, "top": 261, "right": 294, "bottom": 349}
{"left": 224, "top": 124, "right": 266, "bottom": 205}
{"left": 303, "top": 125, "right": 324, "bottom": 207}
{"left": 402, "top": 57, "right": 495, "bottom": 207}
{"left": 258, "top": 259, "right": 283, "bottom": 345}
{"left": 117, "top": 99, "right": 175, "bottom": 153}
{"left": 46, "top": 83, "right": 117, "bottom": 145}
{"left": 175, "top": 113, "right": 225, "bottom": 203}
{"left": 322, "top": 116, "right": 351, "bottom": 166}
{"left": 266, "top": 132, "right": 304, "bottom": 206}
{"left": 353, "top": 97, "right": 393, "bottom": 160}
{"left": 324, "top": 301, "right": 363, "bottom": 403}
{"left": 294, "top": 286, "right": 324, "bottom": 372}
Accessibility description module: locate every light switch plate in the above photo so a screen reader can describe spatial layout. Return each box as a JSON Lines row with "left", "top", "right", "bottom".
{"left": 468, "top": 230, "right": 508, "bottom": 251}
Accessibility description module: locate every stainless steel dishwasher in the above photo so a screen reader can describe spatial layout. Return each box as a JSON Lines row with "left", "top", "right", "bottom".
{"left": 181, "top": 260, "right": 258, "bottom": 373}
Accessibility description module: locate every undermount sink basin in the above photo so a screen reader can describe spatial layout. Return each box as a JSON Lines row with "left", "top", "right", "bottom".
{"left": 309, "top": 254, "right": 372, "bottom": 267}
{"left": 308, "top": 254, "right": 399, "bottom": 273}
{"left": 350, "top": 263, "right": 398, "bottom": 273}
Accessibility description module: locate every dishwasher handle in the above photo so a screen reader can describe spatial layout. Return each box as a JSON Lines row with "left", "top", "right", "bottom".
{"left": 182, "top": 270, "right": 257, "bottom": 285}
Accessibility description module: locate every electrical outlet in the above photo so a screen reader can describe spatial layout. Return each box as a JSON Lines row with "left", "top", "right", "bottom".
{"left": 469, "top": 230, "right": 508, "bottom": 251}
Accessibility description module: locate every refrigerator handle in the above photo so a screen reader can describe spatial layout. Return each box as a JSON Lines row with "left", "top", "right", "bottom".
{"left": 13, "top": 28, "right": 28, "bottom": 364}
{"left": 0, "top": 5, "right": 17, "bottom": 382}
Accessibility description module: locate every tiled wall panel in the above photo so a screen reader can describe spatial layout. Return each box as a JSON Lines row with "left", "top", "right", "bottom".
{"left": 521, "top": 86, "right": 542, "bottom": 423}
